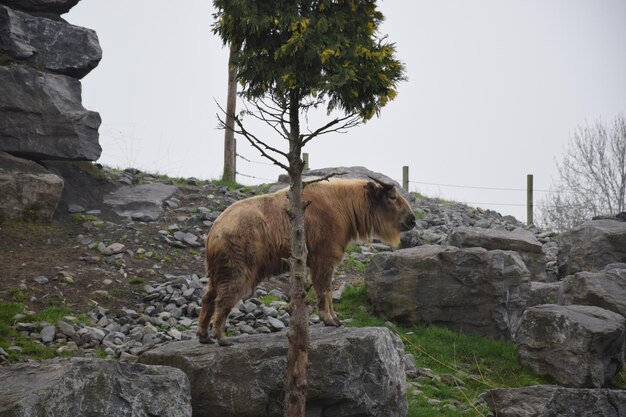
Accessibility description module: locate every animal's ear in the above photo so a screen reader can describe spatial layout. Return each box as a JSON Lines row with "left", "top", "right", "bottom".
{"left": 365, "top": 181, "right": 393, "bottom": 202}
{"left": 364, "top": 181, "right": 380, "bottom": 200}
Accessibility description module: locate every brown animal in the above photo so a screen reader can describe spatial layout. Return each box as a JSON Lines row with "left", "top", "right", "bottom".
{"left": 197, "top": 177, "right": 416, "bottom": 346}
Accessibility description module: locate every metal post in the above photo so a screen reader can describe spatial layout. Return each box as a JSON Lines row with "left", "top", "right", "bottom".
{"left": 527, "top": 174, "right": 534, "bottom": 226}
{"left": 402, "top": 166, "right": 409, "bottom": 191}
{"left": 303, "top": 153, "right": 309, "bottom": 171}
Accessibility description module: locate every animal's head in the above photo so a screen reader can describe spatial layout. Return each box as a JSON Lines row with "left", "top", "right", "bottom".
{"left": 364, "top": 177, "right": 416, "bottom": 247}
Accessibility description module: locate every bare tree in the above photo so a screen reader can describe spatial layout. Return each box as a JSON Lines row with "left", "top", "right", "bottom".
{"left": 538, "top": 114, "right": 626, "bottom": 231}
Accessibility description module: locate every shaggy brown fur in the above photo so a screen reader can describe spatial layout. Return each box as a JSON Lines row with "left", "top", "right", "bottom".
{"left": 197, "top": 178, "right": 415, "bottom": 346}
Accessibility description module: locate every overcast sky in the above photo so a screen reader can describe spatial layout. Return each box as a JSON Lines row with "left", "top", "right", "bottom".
{"left": 66, "top": 1, "right": 626, "bottom": 222}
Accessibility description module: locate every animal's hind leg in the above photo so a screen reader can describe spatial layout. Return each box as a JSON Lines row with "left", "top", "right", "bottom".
{"left": 312, "top": 264, "right": 341, "bottom": 327}
{"left": 197, "top": 284, "right": 217, "bottom": 344}
{"left": 211, "top": 281, "right": 246, "bottom": 346}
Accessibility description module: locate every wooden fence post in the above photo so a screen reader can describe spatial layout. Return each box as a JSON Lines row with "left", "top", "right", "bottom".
{"left": 527, "top": 174, "right": 533, "bottom": 226}
{"left": 402, "top": 166, "right": 409, "bottom": 191}
{"left": 303, "top": 153, "right": 309, "bottom": 171}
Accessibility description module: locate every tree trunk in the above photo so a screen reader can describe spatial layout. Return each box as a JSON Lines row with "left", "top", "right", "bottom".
{"left": 222, "top": 42, "right": 237, "bottom": 183}
{"left": 284, "top": 94, "right": 309, "bottom": 417}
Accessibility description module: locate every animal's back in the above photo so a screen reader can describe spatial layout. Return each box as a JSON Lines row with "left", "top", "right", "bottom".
{"left": 205, "top": 190, "right": 292, "bottom": 282}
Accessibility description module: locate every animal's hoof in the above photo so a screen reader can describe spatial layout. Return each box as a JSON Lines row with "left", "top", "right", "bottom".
{"left": 198, "top": 333, "right": 215, "bottom": 344}
{"left": 322, "top": 317, "right": 342, "bottom": 327}
{"left": 218, "top": 338, "right": 234, "bottom": 347}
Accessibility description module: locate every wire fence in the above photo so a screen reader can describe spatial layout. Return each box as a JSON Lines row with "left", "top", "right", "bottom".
{"left": 233, "top": 153, "right": 578, "bottom": 221}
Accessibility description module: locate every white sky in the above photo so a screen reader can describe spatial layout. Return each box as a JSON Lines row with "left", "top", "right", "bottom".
{"left": 66, "top": 0, "right": 626, "bottom": 222}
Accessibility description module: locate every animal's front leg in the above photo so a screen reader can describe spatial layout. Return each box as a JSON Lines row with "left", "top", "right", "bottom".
{"left": 312, "top": 265, "right": 341, "bottom": 327}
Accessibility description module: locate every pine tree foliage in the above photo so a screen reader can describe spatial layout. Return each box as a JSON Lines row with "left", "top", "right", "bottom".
{"left": 213, "top": 0, "right": 405, "bottom": 120}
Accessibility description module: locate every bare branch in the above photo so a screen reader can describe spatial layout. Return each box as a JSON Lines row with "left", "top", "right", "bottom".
{"left": 215, "top": 100, "right": 289, "bottom": 171}
{"left": 302, "top": 113, "right": 361, "bottom": 146}
{"left": 303, "top": 172, "right": 346, "bottom": 188}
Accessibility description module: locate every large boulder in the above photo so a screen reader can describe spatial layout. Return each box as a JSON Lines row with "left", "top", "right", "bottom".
{"left": 515, "top": 304, "right": 625, "bottom": 388}
{"left": 558, "top": 219, "right": 626, "bottom": 277}
{"left": 0, "top": 357, "right": 192, "bottom": 417}
{"left": 277, "top": 166, "right": 410, "bottom": 201}
{"left": 448, "top": 226, "right": 548, "bottom": 282}
{"left": 0, "top": 0, "right": 80, "bottom": 14}
{"left": 527, "top": 281, "right": 561, "bottom": 307}
{"left": 365, "top": 245, "right": 530, "bottom": 340}
{"left": 560, "top": 263, "right": 626, "bottom": 318}
{"left": 0, "top": 5, "right": 102, "bottom": 78}
{"left": 0, "top": 63, "right": 101, "bottom": 161}
{"left": 104, "top": 183, "right": 179, "bottom": 221}
{"left": 139, "top": 326, "right": 408, "bottom": 417}
{"left": 483, "top": 385, "right": 626, "bottom": 417}
{"left": 0, "top": 151, "right": 63, "bottom": 221}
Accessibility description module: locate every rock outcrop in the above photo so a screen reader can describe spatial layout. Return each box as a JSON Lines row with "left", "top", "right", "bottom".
{"left": 515, "top": 304, "right": 625, "bottom": 388}
{"left": 1, "top": 0, "right": 79, "bottom": 14}
{"left": 448, "top": 226, "right": 548, "bottom": 282}
{"left": 0, "top": 358, "right": 192, "bottom": 417}
{"left": 0, "top": 64, "right": 101, "bottom": 161}
{"left": 0, "top": 151, "right": 63, "bottom": 221}
{"left": 483, "top": 385, "right": 626, "bottom": 417}
{"left": 0, "top": 5, "right": 101, "bottom": 78}
{"left": 558, "top": 219, "right": 626, "bottom": 277}
{"left": 365, "top": 245, "right": 530, "bottom": 340}
{"left": 0, "top": 0, "right": 101, "bottom": 223}
{"left": 140, "top": 326, "right": 408, "bottom": 417}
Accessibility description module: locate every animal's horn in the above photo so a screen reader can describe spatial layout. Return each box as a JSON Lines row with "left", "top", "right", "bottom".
{"left": 367, "top": 176, "right": 394, "bottom": 190}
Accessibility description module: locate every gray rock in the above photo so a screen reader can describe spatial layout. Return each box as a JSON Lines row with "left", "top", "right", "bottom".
{"left": 483, "top": 385, "right": 626, "bottom": 417}
{"left": 0, "top": 64, "right": 101, "bottom": 161}
{"left": 0, "top": 152, "right": 64, "bottom": 221}
{"left": 528, "top": 281, "right": 562, "bottom": 307}
{"left": 40, "top": 325, "right": 56, "bottom": 343}
{"left": 266, "top": 316, "right": 285, "bottom": 330}
{"left": 0, "top": 5, "right": 101, "bottom": 78}
{"left": 98, "top": 242, "right": 126, "bottom": 256}
{"left": 515, "top": 304, "right": 625, "bottom": 387}
{"left": 560, "top": 264, "right": 626, "bottom": 318}
{"left": 448, "top": 226, "right": 548, "bottom": 282}
{"left": 558, "top": 219, "right": 626, "bottom": 277}
{"left": 0, "top": 358, "right": 191, "bottom": 416}
{"left": 32, "top": 275, "right": 49, "bottom": 284}
{"left": 56, "top": 320, "right": 75, "bottom": 338}
{"left": 15, "top": 322, "right": 36, "bottom": 332}
{"left": 140, "top": 326, "right": 407, "bottom": 417}
{"left": 366, "top": 245, "right": 530, "bottom": 340}
{"left": 104, "top": 183, "right": 178, "bottom": 221}
{"left": 0, "top": 0, "right": 80, "bottom": 14}
{"left": 172, "top": 231, "right": 201, "bottom": 247}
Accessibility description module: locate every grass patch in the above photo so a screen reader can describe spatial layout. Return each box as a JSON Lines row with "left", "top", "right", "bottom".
{"left": 345, "top": 243, "right": 362, "bottom": 255}
{"left": 9, "top": 288, "right": 25, "bottom": 303}
{"left": 211, "top": 178, "right": 251, "bottom": 191}
{"left": 341, "top": 256, "right": 367, "bottom": 274}
{"left": 0, "top": 303, "right": 59, "bottom": 361}
{"left": 128, "top": 277, "right": 147, "bottom": 285}
{"left": 334, "top": 285, "right": 549, "bottom": 417}
{"left": 261, "top": 294, "right": 281, "bottom": 306}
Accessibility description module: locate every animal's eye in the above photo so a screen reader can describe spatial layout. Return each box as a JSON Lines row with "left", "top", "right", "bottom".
{"left": 388, "top": 194, "right": 397, "bottom": 202}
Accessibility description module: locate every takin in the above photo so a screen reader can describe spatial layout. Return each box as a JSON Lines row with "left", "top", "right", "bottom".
{"left": 197, "top": 177, "right": 416, "bottom": 346}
